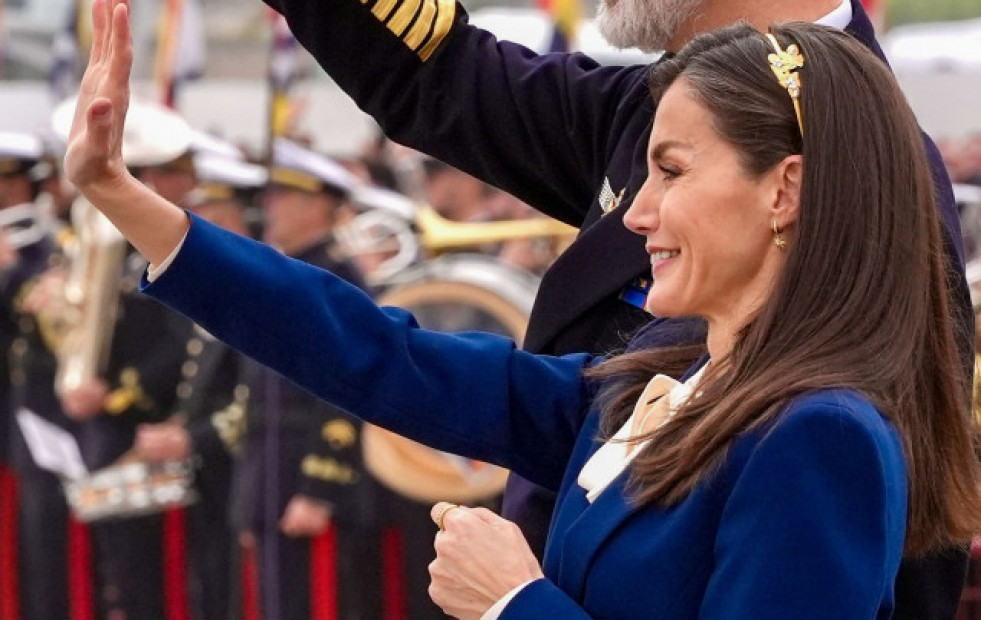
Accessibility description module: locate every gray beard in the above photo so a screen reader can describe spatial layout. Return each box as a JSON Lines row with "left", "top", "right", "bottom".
{"left": 596, "top": 0, "right": 704, "bottom": 53}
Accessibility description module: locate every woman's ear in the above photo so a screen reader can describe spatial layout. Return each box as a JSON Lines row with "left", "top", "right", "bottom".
{"left": 771, "top": 154, "right": 802, "bottom": 227}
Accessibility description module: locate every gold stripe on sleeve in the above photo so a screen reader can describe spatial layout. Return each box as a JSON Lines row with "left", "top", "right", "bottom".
{"left": 403, "top": 0, "right": 436, "bottom": 50}
{"left": 371, "top": 0, "right": 400, "bottom": 24}
{"left": 416, "top": 0, "right": 455, "bottom": 61}
{"left": 387, "top": 0, "right": 423, "bottom": 37}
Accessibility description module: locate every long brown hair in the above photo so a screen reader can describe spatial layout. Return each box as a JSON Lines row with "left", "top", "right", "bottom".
{"left": 588, "top": 22, "right": 981, "bottom": 555}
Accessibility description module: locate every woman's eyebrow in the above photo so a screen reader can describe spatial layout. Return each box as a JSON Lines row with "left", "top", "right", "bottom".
{"left": 650, "top": 139, "right": 692, "bottom": 160}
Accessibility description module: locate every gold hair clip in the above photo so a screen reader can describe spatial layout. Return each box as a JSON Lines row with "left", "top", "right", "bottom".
{"left": 765, "top": 33, "right": 804, "bottom": 136}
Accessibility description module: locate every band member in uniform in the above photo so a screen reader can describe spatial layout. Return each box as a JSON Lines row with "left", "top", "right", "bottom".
{"left": 133, "top": 153, "right": 265, "bottom": 620}
{"left": 252, "top": 0, "right": 973, "bottom": 615}
{"left": 0, "top": 133, "right": 52, "bottom": 469}
{"left": 67, "top": 247, "right": 191, "bottom": 620}
{"left": 56, "top": 104, "right": 196, "bottom": 620}
{"left": 231, "top": 138, "right": 381, "bottom": 620}
{"left": 0, "top": 132, "right": 73, "bottom": 620}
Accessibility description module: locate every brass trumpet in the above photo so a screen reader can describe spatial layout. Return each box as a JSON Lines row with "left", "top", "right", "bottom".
{"left": 338, "top": 185, "right": 576, "bottom": 285}
{"left": 415, "top": 204, "right": 576, "bottom": 252}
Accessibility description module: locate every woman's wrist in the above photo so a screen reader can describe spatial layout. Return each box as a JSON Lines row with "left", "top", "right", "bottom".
{"left": 78, "top": 168, "right": 140, "bottom": 211}
{"left": 80, "top": 173, "right": 190, "bottom": 267}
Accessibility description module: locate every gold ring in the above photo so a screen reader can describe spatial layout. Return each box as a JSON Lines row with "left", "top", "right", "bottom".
{"left": 435, "top": 503, "right": 460, "bottom": 531}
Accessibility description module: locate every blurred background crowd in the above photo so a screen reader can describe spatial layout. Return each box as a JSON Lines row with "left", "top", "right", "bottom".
{"left": 0, "top": 0, "right": 980, "bottom": 619}
{"left": 943, "top": 135, "right": 981, "bottom": 188}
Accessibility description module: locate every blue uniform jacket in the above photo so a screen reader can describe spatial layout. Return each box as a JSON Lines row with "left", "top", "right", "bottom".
{"left": 144, "top": 215, "right": 908, "bottom": 619}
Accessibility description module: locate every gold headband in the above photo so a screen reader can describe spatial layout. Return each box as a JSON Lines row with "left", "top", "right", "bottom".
{"left": 765, "top": 33, "right": 804, "bottom": 136}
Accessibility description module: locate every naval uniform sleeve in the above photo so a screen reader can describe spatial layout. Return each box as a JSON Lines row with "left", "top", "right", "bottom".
{"left": 697, "top": 393, "right": 907, "bottom": 620}
{"left": 295, "top": 408, "right": 367, "bottom": 521}
{"left": 262, "top": 0, "right": 650, "bottom": 226}
{"left": 144, "top": 214, "right": 593, "bottom": 491}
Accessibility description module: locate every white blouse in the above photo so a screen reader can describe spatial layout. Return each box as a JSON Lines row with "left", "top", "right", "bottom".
{"left": 577, "top": 364, "right": 707, "bottom": 502}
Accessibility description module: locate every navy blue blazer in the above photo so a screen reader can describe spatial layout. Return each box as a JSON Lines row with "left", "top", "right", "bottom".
{"left": 145, "top": 216, "right": 908, "bottom": 619}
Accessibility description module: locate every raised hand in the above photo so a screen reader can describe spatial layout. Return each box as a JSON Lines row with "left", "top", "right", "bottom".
{"left": 59, "top": 0, "right": 189, "bottom": 269}
{"left": 63, "top": 0, "right": 133, "bottom": 192}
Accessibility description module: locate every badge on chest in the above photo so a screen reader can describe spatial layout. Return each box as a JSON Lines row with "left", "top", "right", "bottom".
{"left": 598, "top": 177, "right": 626, "bottom": 216}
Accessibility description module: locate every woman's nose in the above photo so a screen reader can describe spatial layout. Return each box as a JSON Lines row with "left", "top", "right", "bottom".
{"left": 623, "top": 178, "right": 659, "bottom": 236}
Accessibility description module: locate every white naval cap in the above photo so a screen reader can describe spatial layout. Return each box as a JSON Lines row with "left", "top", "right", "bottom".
{"left": 0, "top": 132, "right": 44, "bottom": 176}
{"left": 271, "top": 138, "right": 356, "bottom": 198}
{"left": 51, "top": 97, "right": 193, "bottom": 168}
{"left": 190, "top": 131, "right": 246, "bottom": 161}
{"left": 188, "top": 154, "right": 268, "bottom": 206}
{"left": 195, "top": 154, "right": 267, "bottom": 189}
{"left": 351, "top": 184, "right": 416, "bottom": 221}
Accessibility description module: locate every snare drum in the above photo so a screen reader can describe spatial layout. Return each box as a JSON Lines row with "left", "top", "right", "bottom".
{"left": 64, "top": 460, "right": 198, "bottom": 522}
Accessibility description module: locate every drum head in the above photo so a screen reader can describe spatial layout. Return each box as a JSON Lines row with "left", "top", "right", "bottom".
{"left": 363, "top": 255, "right": 539, "bottom": 504}
{"left": 63, "top": 460, "right": 198, "bottom": 522}
{"left": 380, "top": 279, "right": 529, "bottom": 342}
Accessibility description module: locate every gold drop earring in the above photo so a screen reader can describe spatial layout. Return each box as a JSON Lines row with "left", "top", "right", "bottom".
{"left": 772, "top": 220, "right": 787, "bottom": 251}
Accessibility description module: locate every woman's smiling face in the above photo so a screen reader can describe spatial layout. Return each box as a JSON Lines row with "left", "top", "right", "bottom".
{"left": 624, "top": 78, "right": 793, "bottom": 327}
